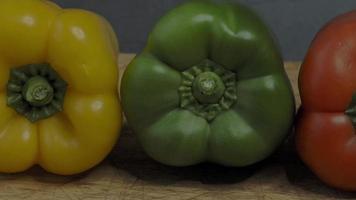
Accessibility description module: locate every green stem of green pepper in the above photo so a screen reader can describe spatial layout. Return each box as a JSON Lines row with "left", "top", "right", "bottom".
{"left": 192, "top": 72, "right": 225, "bottom": 104}
{"left": 179, "top": 59, "right": 238, "bottom": 121}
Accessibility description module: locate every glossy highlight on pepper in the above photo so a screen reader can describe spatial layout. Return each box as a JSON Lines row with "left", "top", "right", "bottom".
{"left": 0, "top": 0, "right": 121, "bottom": 175}
{"left": 121, "top": 0, "right": 295, "bottom": 167}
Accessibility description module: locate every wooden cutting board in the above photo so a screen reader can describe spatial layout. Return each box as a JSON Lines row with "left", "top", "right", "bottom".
{"left": 0, "top": 54, "right": 354, "bottom": 200}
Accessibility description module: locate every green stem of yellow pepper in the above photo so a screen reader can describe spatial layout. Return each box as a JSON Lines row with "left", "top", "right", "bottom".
{"left": 22, "top": 76, "right": 54, "bottom": 107}
{"left": 7, "top": 63, "right": 67, "bottom": 123}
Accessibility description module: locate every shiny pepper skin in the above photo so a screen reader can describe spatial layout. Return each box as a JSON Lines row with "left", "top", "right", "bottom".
{"left": 0, "top": 0, "right": 122, "bottom": 175}
{"left": 121, "top": 0, "right": 295, "bottom": 167}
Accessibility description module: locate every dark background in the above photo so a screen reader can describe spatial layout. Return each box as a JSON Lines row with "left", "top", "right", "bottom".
{"left": 52, "top": 0, "right": 356, "bottom": 60}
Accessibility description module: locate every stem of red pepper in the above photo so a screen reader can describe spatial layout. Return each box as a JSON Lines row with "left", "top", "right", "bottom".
{"left": 345, "top": 93, "right": 356, "bottom": 127}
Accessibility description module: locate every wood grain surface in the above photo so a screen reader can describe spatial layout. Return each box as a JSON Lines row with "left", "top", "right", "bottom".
{"left": 0, "top": 54, "right": 355, "bottom": 200}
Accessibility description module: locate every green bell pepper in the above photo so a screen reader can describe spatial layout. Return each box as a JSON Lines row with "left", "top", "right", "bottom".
{"left": 121, "top": 0, "right": 295, "bottom": 167}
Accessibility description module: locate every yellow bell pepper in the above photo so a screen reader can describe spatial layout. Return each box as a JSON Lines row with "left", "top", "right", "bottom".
{"left": 0, "top": 0, "right": 121, "bottom": 175}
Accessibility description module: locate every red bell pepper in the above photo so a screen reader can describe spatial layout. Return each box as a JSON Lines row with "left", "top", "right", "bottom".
{"left": 296, "top": 11, "right": 356, "bottom": 191}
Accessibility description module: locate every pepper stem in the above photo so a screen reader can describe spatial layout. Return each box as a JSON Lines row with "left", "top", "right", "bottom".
{"left": 178, "top": 59, "right": 238, "bottom": 121}
{"left": 192, "top": 72, "right": 225, "bottom": 104}
{"left": 346, "top": 92, "right": 356, "bottom": 127}
{"left": 7, "top": 63, "right": 67, "bottom": 123}
{"left": 22, "top": 76, "right": 54, "bottom": 107}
